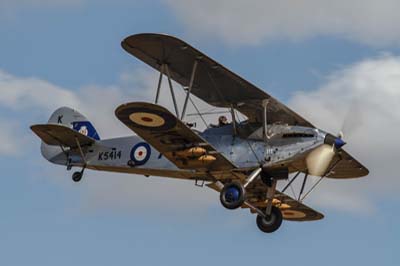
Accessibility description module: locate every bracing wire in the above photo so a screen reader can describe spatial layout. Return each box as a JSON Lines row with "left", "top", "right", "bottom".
{"left": 182, "top": 85, "right": 209, "bottom": 129}
{"left": 234, "top": 109, "right": 261, "bottom": 164}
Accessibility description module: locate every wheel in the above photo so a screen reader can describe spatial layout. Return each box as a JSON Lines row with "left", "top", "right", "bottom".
{"left": 220, "top": 181, "right": 246, "bottom": 210}
{"left": 256, "top": 206, "right": 283, "bottom": 233}
{"left": 72, "top": 171, "right": 83, "bottom": 182}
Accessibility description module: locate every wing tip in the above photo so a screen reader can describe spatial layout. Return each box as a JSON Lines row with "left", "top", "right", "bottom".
{"left": 121, "top": 33, "right": 185, "bottom": 51}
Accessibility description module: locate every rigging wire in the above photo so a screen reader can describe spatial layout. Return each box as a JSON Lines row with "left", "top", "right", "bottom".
{"left": 289, "top": 184, "right": 297, "bottom": 199}
{"left": 180, "top": 85, "right": 209, "bottom": 129}
{"left": 234, "top": 109, "right": 261, "bottom": 164}
{"left": 186, "top": 110, "right": 230, "bottom": 117}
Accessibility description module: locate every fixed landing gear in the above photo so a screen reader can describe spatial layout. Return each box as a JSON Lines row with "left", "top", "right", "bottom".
{"left": 219, "top": 168, "right": 285, "bottom": 233}
{"left": 71, "top": 166, "right": 85, "bottom": 182}
{"left": 256, "top": 206, "right": 283, "bottom": 233}
{"left": 219, "top": 181, "right": 246, "bottom": 210}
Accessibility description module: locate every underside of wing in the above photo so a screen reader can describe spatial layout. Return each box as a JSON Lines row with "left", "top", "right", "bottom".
{"left": 207, "top": 178, "right": 323, "bottom": 221}
{"left": 325, "top": 149, "right": 369, "bottom": 178}
{"left": 30, "top": 124, "right": 95, "bottom": 148}
{"left": 245, "top": 178, "right": 323, "bottom": 221}
{"left": 247, "top": 191, "right": 324, "bottom": 221}
{"left": 115, "top": 102, "right": 236, "bottom": 172}
{"left": 121, "top": 33, "right": 314, "bottom": 127}
{"left": 288, "top": 147, "right": 369, "bottom": 179}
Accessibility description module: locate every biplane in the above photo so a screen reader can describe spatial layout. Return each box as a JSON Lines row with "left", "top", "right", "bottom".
{"left": 31, "top": 33, "right": 369, "bottom": 233}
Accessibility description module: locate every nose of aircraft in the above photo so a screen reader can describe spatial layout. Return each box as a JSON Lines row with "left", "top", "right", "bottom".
{"left": 334, "top": 138, "right": 346, "bottom": 149}
{"left": 324, "top": 133, "right": 346, "bottom": 149}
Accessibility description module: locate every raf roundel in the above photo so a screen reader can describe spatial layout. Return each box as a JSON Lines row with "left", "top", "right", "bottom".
{"left": 282, "top": 210, "right": 306, "bottom": 219}
{"left": 130, "top": 142, "right": 151, "bottom": 166}
{"left": 129, "top": 112, "right": 165, "bottom": 127}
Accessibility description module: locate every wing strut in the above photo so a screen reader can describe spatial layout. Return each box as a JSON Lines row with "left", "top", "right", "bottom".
{"left": 181, "top": 60, "right": 198, "bottom": 120}
{"left": 230, "top": 105, "right": 238, "bottom": 136}
{"left": 155, "top": 64, "right": 164, "bottom": 104}
{"left": 262, "top": 99, "right": 270, "bottom": 141}
{"left": 165, "top": 65, "right": 180, "bottom": 117}
{"left": 153, "top": 63, "right": 180, "bottom": 117}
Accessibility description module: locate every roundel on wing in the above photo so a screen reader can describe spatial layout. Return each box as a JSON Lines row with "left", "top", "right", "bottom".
{"left": 127, "top": 107, "right": 177, "bottom": 131}
{"left": 129, "top": 112, "right": 165, "bottom": 127}
{"left": 130, "top": 142, "right": 151, "bottom": 166}
{"left": 282, "top": 210, "right": 306, "bottom": 219}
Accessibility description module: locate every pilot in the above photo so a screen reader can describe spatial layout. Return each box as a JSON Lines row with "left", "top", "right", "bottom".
{"left": 218, "top": 115, "right": 228, "bottom": 126}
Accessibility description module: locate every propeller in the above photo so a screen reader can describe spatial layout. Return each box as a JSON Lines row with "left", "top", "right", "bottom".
{"left": 305, "top": 98, "right": 365, "bottom": 177}
{"left": 338, "top": 98, "right": 364, "bottom": 140}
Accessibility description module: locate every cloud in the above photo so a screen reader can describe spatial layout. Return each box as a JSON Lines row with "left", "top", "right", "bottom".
{"left": 166, "top": 0, "right": 400, "bottom": 46}
{"left": 288, "top": 54, "right": 400, "bottom": 213}
{"left": 0, "top": 118, "right": 22, "bottom": 156}
{"left": 0, "top": 70, "right": 80, "bottom": 111}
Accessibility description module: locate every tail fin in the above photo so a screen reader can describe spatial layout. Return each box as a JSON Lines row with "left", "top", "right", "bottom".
{"left": 48, "top": 107, "right": 100, "bottom": 140}
{"left": 39, "top": 107, "right": 100, "bottom": 165}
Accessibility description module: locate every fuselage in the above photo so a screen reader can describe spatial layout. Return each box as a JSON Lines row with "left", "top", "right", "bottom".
{"left": 42, "top": 122, "right": 328, "bottom": 180}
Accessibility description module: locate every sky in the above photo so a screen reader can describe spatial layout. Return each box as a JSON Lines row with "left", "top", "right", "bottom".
{"left": 1, "top": 1, "right": 399, "bottom": 265}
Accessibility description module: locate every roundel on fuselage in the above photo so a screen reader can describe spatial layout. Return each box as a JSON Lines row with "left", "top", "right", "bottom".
{"left": 130, "top": 142, "right": 151, "bottom": 166}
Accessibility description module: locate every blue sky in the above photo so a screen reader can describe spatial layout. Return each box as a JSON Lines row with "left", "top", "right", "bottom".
{"left": 1, "top": 1, "right": 399, "bottom": 265}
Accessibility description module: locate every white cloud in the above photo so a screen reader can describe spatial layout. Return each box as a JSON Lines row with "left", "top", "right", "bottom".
{"left": 288, "top": 54, "right": 400, "bottom": 213}
{"left": 166, "top": 0, "right": 400, "bottom": 46}
{"left": 0, "top": 118, "right": 22, "bottom": 156}
{"left": 0, "top": 70, "right": 80, "bottom": 111}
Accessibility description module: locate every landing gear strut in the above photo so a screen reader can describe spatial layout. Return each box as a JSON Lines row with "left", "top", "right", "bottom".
{"left": 218, "top": 168, "right": 285, "bottom": 233}
{"left": 71, "top": 136, "right": 87, "bottom": 183}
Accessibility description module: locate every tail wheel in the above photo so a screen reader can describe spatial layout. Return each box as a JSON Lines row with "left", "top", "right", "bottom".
{"left": 256, "top": 206, "right": 283, "bottom": 233}
{"left": 72, "top": 171, "right": 83, "bottom": 182}
{"left": 220, "top": 181, "right": 246, "bottom": 210}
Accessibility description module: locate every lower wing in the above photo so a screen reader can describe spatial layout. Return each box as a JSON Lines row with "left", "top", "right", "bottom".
{"left": 115, "top": 102, "right": 236, "bottom": 172}
{"left": 208, "top": 178, "right": 324, "bottom": 222}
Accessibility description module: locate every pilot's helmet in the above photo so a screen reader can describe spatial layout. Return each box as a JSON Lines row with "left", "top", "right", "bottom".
{"left": 218, "top": 115, "right": 228, "bottom": 126}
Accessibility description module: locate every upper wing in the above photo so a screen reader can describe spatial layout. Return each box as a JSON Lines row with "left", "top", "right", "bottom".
{"left": 31, "top": 124, "right": 95, "bottom": 148}
{"left": 121, "top": 33, "right": 314, "bottom": 127}
{"left": 115, "top": 102, "right": 236, "bottom": 171}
